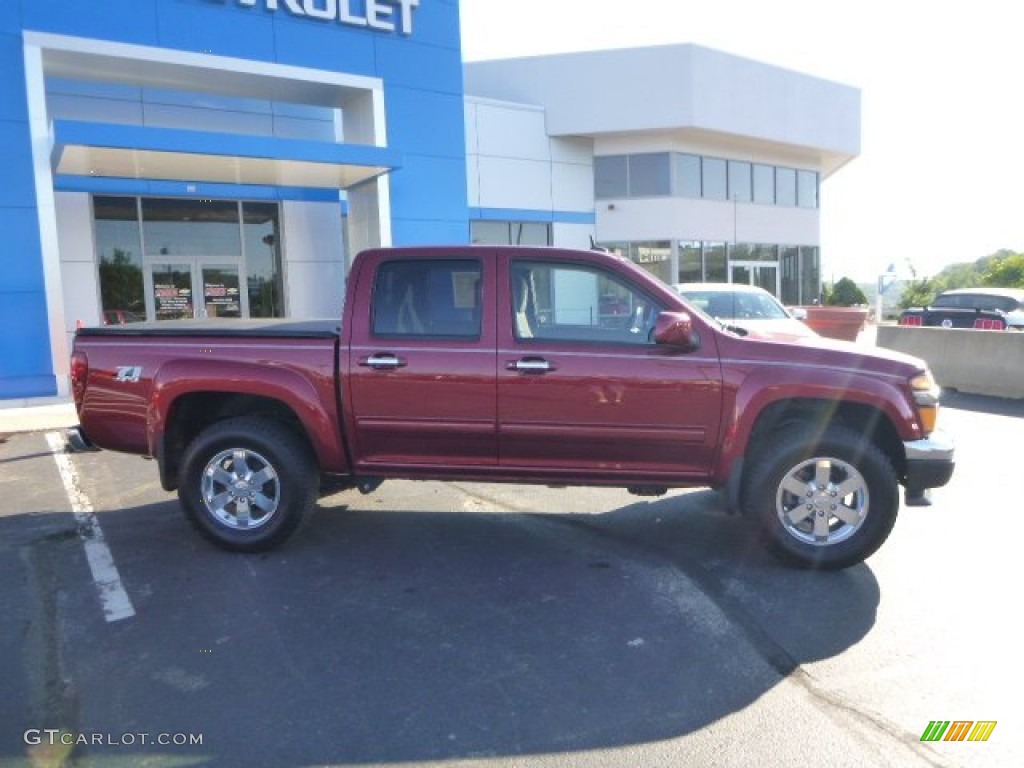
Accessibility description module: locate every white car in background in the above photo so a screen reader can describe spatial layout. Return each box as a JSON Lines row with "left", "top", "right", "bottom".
{"left": 674, "top": 282, "right": 817, "bottom": 341}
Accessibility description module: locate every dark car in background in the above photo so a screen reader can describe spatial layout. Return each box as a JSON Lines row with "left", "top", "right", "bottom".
{"left": 899, "top": 287, "right": 1024, "bottom": 330}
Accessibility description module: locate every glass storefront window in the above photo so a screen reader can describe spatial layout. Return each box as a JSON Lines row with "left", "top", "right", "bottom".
{"left": 728, "top": 161, "right": 752, "bottom": 202}
{"left": 243, "top": 202, "right": 284, "bottom": 318}
{"left": 701, "top": 157, "right": 727, "bottom": 200}
{"left": 776, "top": 167, "right": 797, "bottom": 207}
{"left": 798, "top": 170, "right": 819, "bottom": 208}
{"left": 752, "top": 243, "right": 778, "bottom": 261}
{"left": 628, "top": 153, "right": 670, "bottom": 197}
{"left": 594, "top": 155, "right": 628, "bottom": 199}
{"left": 631, "top": 241, "right": 672, "bottom": 284}
{"left": 470, "top": 221, "right": 552, "bottom": 246}
{"left": 95, "top": 197, "right": 146, "bottom": 324}
{"left": 470, "top": 221, "right": 509, "bottom": 244}
{"left": 800, "top": 246, "right": 821, "bottom": 305}
{"left": 729, "top": 242, "right": 753, "bottom": 262}
{"left": 676, "top": 154, "right": 702, "bottom": 198}
{"left": 142, "top": 199, "right": 241, "bottom": 257}
{"left": 753, "top": 164, "right": 774, "bottom": 204}
{"left": 95, "top": 196, "right": 285, "bottom": 322}
{"left": 678, "top": 241, "right": 702, "bottom": 283}
{"left": 780, "top": 246, "right": 800, "bottom": 305}
{"left": 705, "top": 242, "right": 727, "bottom": 282}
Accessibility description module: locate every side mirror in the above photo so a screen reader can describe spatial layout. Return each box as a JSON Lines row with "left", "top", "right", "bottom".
{"left": 789, "top": 307, "right": 808, "bottom": 321}
{"left": 654, "top": 311, "right": 699, "bottom": 351}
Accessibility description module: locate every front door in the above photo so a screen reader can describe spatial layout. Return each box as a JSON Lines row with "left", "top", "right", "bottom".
{"left": 147, "top": 259, "right": 245, "bottom": 319}
{"left": 497, "top": 254, "right": 723, "bottom": 480}
{"left": 198, "top": 263, "right": 243, "bottom": 318}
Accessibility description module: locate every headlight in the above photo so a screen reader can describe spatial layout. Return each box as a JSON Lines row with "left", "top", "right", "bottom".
{"left": 910, "top": 370, "right": 940, "bottom": 435}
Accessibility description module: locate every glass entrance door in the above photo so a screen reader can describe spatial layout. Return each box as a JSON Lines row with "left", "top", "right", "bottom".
{"left": 148, "top": 260, "right": 245, "bottom": 319}
{"left": 151, "top": 262, "right": 195, "bottom": 320}
{"left": 730, "top": 261, "right": 780, "bottom": 297}
{"left": 199, "top": 263, "right": 242, "bottom": 318}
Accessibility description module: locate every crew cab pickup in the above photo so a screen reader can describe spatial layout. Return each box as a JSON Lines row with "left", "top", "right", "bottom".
{"left": 70, "top": 246, "right": 955, "bottom": 569}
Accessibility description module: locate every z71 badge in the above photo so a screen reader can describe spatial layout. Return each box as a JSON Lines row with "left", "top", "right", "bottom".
{"left": 114, "top": 366, "right": 143, "bottom": 383}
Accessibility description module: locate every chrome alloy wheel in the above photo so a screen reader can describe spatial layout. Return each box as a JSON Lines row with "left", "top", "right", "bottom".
{"left": 775, "top": 456, "right": 869, "bottom": 546}
{"left": 200, "top": 448, "right": 280, "bottom": 530}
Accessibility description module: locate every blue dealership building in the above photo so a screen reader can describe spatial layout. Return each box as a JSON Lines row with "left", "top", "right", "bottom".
{"left": 0, "top": 1, "right": 859, "bottom": 402}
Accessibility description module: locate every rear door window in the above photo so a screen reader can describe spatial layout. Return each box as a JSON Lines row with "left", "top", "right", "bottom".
{"left": 372, "top": 260, "right": 482, "bottom": 338}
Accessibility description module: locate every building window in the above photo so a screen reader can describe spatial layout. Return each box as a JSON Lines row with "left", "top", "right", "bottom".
{"left": 780, "top": 246, "right": 800, "bottom": 305}
{"left": 753, "top": 164, "right": 775, "bottom": 204}
{"left": 142, "top": 199, "right": 242, "bottom": 258}
{"left": 594, "top": 153, "right": 817, "bottom": 208}
{"left": 471, "top": 220, "right": 552, "bottom": 246}
{"left": 705, "top": 242, "right": 728, "bottom": 282}
{"left": 728, "top": 161, "right": 752, "bottom": 202}
{"left": 775, "top": 167, "right": 797, "bottom": 207}
{"left": 628, "top": 153, "right": 671, "bottom": 197}
{"left": 94, "top": 196, "right": 285, "bottom": 323}
{"left": 797, "top": 170, "right": 819, "bottom": 209}
{"left": 243, "top": 202, "right": 284, "bottom": 318}
{"left": 800, "top": 246, "right": 821, "bottom": 304}
{"left": 631, "top": 241, "right": 673, "bottom": 284}
{"left": 594, "top": 155, "right": 628, "bottom": 199}
{"left": 676, "top": 154, "right": 702, "bottom": 198}
{"left": 94, "top": 197, "right": 145, "bottom": 324}
{"left": 701, "top": 157, "right": 728, "bottom": 201}
{"left": 678, "top": 241, "right": 702, "bottom": 283}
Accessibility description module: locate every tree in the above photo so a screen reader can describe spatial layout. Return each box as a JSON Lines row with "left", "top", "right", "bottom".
{"left": 982, "top": 253, "right": 1024, "bottom": 288}
{"left": 897, "top": 260, "right": 938, "bottom": 310}
{"left": 824, "top": 277, "right": 868, "bottom": 306}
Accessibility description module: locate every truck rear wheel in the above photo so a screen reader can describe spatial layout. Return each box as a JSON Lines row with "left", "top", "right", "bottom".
{"left": 178, "top": 417, "right": 317, "bottom": 552}
{"left": 742, "top": 426, "right": 899, "bottom": 570}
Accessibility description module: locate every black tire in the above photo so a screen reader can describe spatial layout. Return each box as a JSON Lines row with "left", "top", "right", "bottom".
{"left": 742, "top": 425, "right": 899, "bottom": 570}
{"left": 177, "top": 416, "right": 317, "bottom": 552}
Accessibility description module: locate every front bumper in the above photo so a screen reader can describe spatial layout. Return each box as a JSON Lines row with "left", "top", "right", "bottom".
{"left": 904, "top": 429, "right": 955, "bottom": 494}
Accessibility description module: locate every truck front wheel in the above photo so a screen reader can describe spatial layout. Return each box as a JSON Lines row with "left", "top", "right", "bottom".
{"left": 742, "top": 426, "right": 899, "bottom": 570}
{"left": 178, "top": 417, "right": 317, "bottom": 552}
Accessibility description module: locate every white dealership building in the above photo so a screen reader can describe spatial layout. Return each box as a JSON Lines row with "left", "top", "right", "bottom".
{"left": 2, "top": 0, "right": 858, "bottom": 401}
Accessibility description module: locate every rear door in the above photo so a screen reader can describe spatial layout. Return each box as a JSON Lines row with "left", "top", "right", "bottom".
{"left": 497, "top": 253, "right": 723, "bottom": 481}
{"left": 346, "top": 250, "right": 497, "bottom": 469}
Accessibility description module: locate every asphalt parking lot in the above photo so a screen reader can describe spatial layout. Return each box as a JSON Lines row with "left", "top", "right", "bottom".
{"left": 1, "top": 392, "right": 1021, "bottom": 767}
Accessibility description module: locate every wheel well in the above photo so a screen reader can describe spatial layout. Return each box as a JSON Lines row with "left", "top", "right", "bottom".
{"left": 746, "top": 398, "right": 905, "bottom": 479}
{"left": 159, "top": 393, "right": 307, "bottom": 491}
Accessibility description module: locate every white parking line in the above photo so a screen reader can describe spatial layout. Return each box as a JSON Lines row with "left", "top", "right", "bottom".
{"left": 45, "top": 432, "right": 136, "bottom": 623}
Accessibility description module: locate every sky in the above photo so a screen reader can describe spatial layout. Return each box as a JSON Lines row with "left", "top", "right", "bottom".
{"left": 459, "top": 0, "right": 1022, "bottom": 282}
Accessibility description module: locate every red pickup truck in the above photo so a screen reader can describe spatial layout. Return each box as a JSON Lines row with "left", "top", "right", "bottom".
{"left": 69, "top": 246, "right": 954, "bottom": 569}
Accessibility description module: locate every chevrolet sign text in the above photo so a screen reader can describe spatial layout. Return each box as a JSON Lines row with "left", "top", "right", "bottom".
{"left": 229, "top": 0, "right": 420, "bottom": 36}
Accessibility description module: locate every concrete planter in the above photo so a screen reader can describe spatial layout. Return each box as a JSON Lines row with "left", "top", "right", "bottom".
{"left": 798, "top": 306, "right": 869, "bottom": 341}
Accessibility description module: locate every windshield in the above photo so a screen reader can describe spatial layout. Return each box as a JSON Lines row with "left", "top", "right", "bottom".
{"left": 680, "top": 290, "right": 789, "bottom": 320}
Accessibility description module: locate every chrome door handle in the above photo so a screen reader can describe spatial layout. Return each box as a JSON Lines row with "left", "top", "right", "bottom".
{"left": 507, "top": 358, "right": 554, "bottom": 374}
{"left": 361, "top": 354, "right": 407, "bottom": 370}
